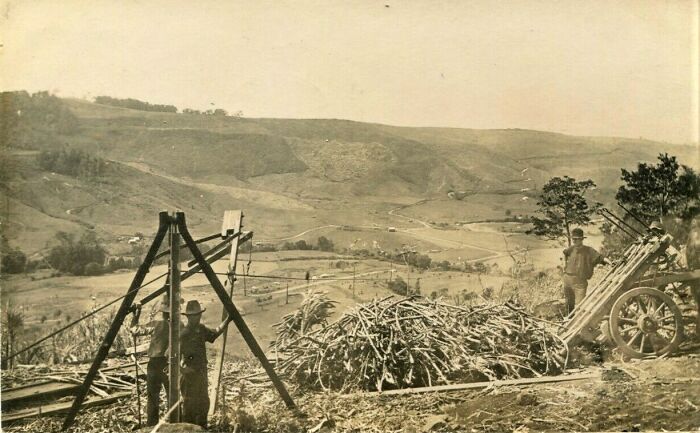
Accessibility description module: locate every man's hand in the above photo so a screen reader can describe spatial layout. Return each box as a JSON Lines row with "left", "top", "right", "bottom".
{"left": 129, "top": 302, "right": 142, "bottom": 329}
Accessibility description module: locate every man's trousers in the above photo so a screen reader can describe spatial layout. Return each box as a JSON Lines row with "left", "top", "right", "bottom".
{"left": 180, "top": 368, "right": 210, "bottom": 428}
{"left": 146, "top": 357, "right": 169, "bottom": 426}
{"left": 563, "top": 274, "right": 588, "bottom": 315}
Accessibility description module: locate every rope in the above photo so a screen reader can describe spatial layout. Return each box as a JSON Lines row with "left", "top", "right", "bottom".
{"left": 6, "top": 271, "right": 167, "bottom": 361}
{"left": 206, "top": 271, "right": 386, "bottom": 282}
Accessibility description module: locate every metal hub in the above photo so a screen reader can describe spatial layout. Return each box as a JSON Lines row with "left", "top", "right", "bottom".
{"left": 637, "top": 315, "right": 658, "bottom": 333}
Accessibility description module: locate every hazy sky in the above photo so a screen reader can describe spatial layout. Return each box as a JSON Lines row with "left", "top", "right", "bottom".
{"left": 1, "top": 0, "right": 698, "bottom": 143}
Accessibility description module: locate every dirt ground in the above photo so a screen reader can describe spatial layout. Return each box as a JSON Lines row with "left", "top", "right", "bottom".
{"left": 5, "top": 347, "right": 698, "bottom": 433}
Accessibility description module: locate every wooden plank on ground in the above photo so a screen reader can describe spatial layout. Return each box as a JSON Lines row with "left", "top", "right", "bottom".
{"left": 356, "top": 372, "right": 598, "bottom": 397}
{"left": 1, "top": 381, "right": 79, "bottom": 408}
{"left": 2, "top": 391, "right": 131, "bottom": 423}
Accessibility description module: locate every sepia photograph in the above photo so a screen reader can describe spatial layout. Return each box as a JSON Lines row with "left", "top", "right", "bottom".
{"left": 0, "top": 1, "right": 698, "bottom": 432}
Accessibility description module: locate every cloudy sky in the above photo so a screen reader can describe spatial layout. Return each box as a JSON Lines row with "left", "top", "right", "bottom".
{"left": 1, "top": 0, "right": 697, "bottom": 143}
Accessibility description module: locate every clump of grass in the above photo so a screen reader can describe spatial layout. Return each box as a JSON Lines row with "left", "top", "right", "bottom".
{"left": 11, "top": 308, "right": 132, "bottom": 365}
{"left": 2, "top": 303, "right": 25, "bottom": 369}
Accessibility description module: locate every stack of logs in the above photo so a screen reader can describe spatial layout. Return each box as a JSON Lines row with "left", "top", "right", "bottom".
{"left": 272, "top": 296, "right": 568, "bottom": 392}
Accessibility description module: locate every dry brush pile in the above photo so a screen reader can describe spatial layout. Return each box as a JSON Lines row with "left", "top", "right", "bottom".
{"left": 272, "top": 294, "right": 568, "bottom": 392}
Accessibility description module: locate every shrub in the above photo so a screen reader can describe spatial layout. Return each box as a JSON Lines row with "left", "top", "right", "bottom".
{"left": 37, "top": 148, "right": 107, "bottom": 179}
{"left": 317, "top": 236, "right": 334, "bottom": 252}
{"left": 1, "top": 245, "right": 27, "bottom": 274}
{"left": 84, "top": 262, "right": 104, "bottom": 276}
{"left": 388, "top": 276, "right": 408, "bottom": 296}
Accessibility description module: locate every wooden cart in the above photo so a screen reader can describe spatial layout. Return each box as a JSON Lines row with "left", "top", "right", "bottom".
{"left": 560, "top": 234, "right": 700, "bottom": 359}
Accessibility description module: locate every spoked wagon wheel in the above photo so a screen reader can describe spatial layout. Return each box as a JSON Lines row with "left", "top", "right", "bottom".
{"left": 609, "top": 287, "right": 684, "bottom": 358}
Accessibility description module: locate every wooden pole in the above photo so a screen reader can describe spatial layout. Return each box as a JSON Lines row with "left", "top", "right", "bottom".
{"left": 62, "top": 212, "right": 169, "bottom": 431}
{"left": 133, "top": 335, "right": 142, "bottom": 428}
{"left": 352, "top": 263, "right": 356, "bottom": 299}
{"left": 135, "top": 232, "right": 252, "bottom": 310}
{"left": 168, "top": 216, "right": 181, "bottom": 423}
{"left": 176, "top": 213, "right": 296, "bottom": 409}
{"left": 358, "top": 372, "right": 598, "bottom": 397}
{"left": 209, "top": 210, "right": 243, "bottom": 416}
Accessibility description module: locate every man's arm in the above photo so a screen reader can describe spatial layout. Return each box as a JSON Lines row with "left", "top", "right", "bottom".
{"left": 591, "top": 247, "right": 609, "bottom": 266}
{"left": 129, "top": 302, "right": 155, "bottom": 336}
{"left": 205, "top": 316, "right": 233, "bottom": 343}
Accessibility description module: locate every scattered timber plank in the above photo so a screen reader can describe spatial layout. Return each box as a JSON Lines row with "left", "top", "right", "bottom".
{"left": 1, "top": 381, "right": 79, "bottom": 409}
{"left": 356, "top": 372, "right": 598, "bottom": 397}
{"left": 2, "top": 391, "right": 131, "bottom": 423}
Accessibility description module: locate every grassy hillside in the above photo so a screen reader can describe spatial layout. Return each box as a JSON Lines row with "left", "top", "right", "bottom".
{"left": 2, "top": 92, "right": 697, "bottom": 255}
{"left": 61, "top": 98, "right": 698, "bottom": 197}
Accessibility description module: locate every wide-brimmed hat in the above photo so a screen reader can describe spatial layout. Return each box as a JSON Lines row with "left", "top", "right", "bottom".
{"left": 571, "top": 228, "right": 586, "bottom": 239}
{"left": 182, "top": 300, "right": 206, "bottom": 316}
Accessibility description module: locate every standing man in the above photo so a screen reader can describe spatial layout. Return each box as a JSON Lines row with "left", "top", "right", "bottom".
{"left": 562, "top": 228, "right": 607, "bottom": 315}
{"left": 129, "top": 296, "right": 182, "bottom": 426}
{"left": 179, "top": 300, "right": 231, "bottom": 428}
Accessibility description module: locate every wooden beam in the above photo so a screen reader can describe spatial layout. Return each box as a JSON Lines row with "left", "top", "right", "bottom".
{"left": 5, "top": 392, "right": 131, "bottom": 423}
{"left": 133, "top": 231, "right": 252, "bottom": 310}
{"left": 186, "top": 231, "right": 241, "bottom": 268}
{"left": 209, "top": 210, "right": 243, "bottom": 416}
{"left": 2, "top": 381, "right": 80, "bottom": 410}
{"left": 176, "top": 212, "right": 296, "bottom": 409}
{"left": 632, "top": 269, "right": 700, "bottom": 288}
{"left": 62, "top": 212, "right": 170, "bottom": 431}
{"left": 168, "top": 217, "right": 181, "bottom": 423}
{"left": 357, "top": 372, "right": 598, "bottom": 397}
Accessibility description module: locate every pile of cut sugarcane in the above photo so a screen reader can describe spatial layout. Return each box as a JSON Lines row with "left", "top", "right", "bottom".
{"left": 273, "top": 291, "right": 337, "bottom": 351}
{"left": 272, "top": 296, "right": 568, "bottom": 392}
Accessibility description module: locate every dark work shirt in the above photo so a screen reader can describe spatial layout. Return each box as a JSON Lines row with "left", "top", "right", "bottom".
{"left": 132, "top": 319, "right": 184, "bottom": 358}
{"left": 563, "top": 245, "right": 604, "bottom": 280}
{"left": 180, "top": 323, "right": 218, "bottom": 371}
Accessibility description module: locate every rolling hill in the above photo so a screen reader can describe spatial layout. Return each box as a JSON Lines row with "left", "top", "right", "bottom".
{"left": 1, "top": 92, "right": 697, "bottom": 253}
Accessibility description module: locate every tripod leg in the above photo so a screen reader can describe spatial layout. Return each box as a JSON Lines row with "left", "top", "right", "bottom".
{"left": 176, "top": 212, "right": 296, "bottom": 409}
{"left": 62, "top": 212, "right": 170, "bottom": 431}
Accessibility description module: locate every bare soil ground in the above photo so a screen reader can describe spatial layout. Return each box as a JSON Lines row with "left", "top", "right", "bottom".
{"left": 4, "top": 351, "right": 698, "bottom": 432}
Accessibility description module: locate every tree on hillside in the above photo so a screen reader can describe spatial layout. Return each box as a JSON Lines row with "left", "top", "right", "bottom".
{"left": 47, "top": 231, "right": 107, "bottom": 276}
{"left": 617, "top": 153, "right": 699, "bottom": 221}
{"left": 94, "top": 96, "right": 177, "bottom": 113}
{"left": 317, "top": 236, "right": 334, "bottom": 252}
{"left": 527, "top": 176, "right": 600, "bottom": 246}
{"left": 1, "top": 236, "right": 27, "bottom": 274}
{"left": 603, "top": 153, "right": 700, "bottom": 257}
{"left": 1, "top": 91, "right": 79, "bottom": 150}
{"left": 294, "top": 240, "right": 312, "bottom": 250}
{"left": 37, "top": 148, "right": 107, "bottom": 179}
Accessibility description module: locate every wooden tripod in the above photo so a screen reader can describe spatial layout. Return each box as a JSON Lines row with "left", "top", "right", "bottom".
{"left": 61, "top": 211, "right": 294, "bottom": 431}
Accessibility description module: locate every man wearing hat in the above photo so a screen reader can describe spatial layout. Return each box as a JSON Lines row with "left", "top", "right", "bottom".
{"left": 179, "top": 299, "right": 231, "bottom": 428}
{"left": 562, "top": 228, "right": 607, "bottom": 315}
{"left": 129, "top": 296, "right": 183, "bottom": 426}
